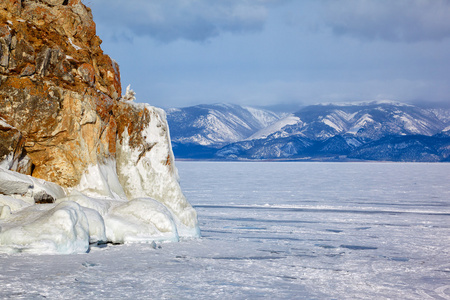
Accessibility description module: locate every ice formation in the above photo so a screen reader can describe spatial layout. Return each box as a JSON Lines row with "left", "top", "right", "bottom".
{"left": 0, "top": 105, "right": 200, "bottom": 255}
{"left": 115, "top": 104, "right": 200, "bottom": 238}
{"left": 0, "top": 201, "right": 90, "bottom": 254}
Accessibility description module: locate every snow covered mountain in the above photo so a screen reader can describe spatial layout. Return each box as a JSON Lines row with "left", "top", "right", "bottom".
{"left": 166, "top": 104, "right": 280, "bottom": 158}
{"left": 216, "top": 101, "right": 450, "bottom": 161}
{"left": 252, "top": 101, "right": 446, "bottom": 142}
{"left": 167, "top": 103, "right": 280, "bottom": 146}
{"left": 168, "top": 101, "right": 450, "bottom": 162}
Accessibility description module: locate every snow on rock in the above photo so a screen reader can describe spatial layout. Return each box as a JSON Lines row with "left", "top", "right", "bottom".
{"left": 75, "top": 159, "right": 127, "bottom": 200}
{"left": 0, "top": 167, "right": 66, "bottom": 204}
{"left": 68, "top": 37, "right": 82, "bottom": 50}
{"left": 31, "top": 175, "right": 67, "bottom": 204}
{"left": 0, "top": 167, "right": 33, "bottom": 196}
{"left": 0, "top": 202, "right": 90, "bottom": 254}
{"left": 115, "top": 103, "right": 200, "bottom": 238}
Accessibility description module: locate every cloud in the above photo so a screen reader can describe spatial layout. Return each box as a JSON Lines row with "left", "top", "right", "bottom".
{"left": 89, "top": 0, "right": 278, "bottom": 42}
{"left": 322, "top": 0, "right": 450, "bottom": 42}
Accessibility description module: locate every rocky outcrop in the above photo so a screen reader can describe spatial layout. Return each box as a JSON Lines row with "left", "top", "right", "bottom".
{"left": 0, "top": 0, "right": 122, "bottom": 187}
{"left": 0, "top": 0, "right": 199, "bottom": 253}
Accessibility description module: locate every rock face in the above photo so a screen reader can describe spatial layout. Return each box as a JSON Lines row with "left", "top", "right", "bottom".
{"left": 0, "top": 0, "right": 121, "bottom": 186}
{"left": 0, "top": 0, "right": 199, "bottom": 253}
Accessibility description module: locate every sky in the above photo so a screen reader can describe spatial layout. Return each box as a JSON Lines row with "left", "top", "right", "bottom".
{"left": 87, "top": 0, "right": 450, "bottom": 111}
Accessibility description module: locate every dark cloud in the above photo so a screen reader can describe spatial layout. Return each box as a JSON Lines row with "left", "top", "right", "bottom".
{"left": 89, "top": 0, "right": 277, "bottom": 42}
{"left": 322, "top": 0, "right": 450, "bottom": 42}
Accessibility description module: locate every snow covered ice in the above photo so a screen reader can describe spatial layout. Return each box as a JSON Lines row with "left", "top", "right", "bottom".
{"left": 1, "top": 161, "right": 450, "bottom": 299}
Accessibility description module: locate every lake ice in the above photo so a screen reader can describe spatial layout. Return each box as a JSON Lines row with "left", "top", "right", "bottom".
{"left": 1, "top": 162, "right": 449, "bottom": 299}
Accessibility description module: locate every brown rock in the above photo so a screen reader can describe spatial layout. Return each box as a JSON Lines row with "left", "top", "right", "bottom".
{"left": 0, "top": 37, "right": 10, "bottom": 68}
{"left": 42, "top": 0, "right": 67, "bottom": 6}
{"left": 0, "top": 25, "right": 11, "bottom": 39}
{"left": 20, "top": 63, "right": 36, "bottom": 76}
{"left": 0, "top": 74, "right": 121, "bottom": 186}
{"left": 77, "top": 63, "right": 94, "bottom": 86}
{"left": 0, "top": 0, "right": 155, "bottom": 192}
{"left": 0, "top": 119, "right": 31, "bottom": 174}
{"left": 35, "top": 46, "right": 51, "bottom": 75}
{"left": 0, "top": 0, "right": 123, "bottom": 187}
{"left": 14, "top": 40, "right": 35, "bottom": 63}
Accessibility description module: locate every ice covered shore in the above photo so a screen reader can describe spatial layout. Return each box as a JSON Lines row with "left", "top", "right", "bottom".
{"left": 0, "top": 104, "right": 200, "bottom": 255}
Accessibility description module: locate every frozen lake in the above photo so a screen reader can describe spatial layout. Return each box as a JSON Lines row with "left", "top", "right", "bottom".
{"left": 1, "top": 162, "right": 450, "bottom": 299}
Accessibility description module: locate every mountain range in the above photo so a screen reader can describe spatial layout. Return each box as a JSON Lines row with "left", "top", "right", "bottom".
{"left": 166, "top": 101, "right": 450, "bottom": 162}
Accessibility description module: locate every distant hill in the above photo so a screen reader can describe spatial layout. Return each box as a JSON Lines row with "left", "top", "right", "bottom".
{"left": 167, "top": 101, "right": 450, "bottom": 162}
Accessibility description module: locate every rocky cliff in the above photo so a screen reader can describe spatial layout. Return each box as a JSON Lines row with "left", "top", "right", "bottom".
{"left": 0, "top": 0, "right": 199, "bottom": 254}
{"left": 0, "top": 0, "right": 121, "bottom": 185}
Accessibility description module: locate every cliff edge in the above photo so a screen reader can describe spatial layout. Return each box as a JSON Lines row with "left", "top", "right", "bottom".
{"left": 0, "top": 0, "right": 199, "bottom": 254}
